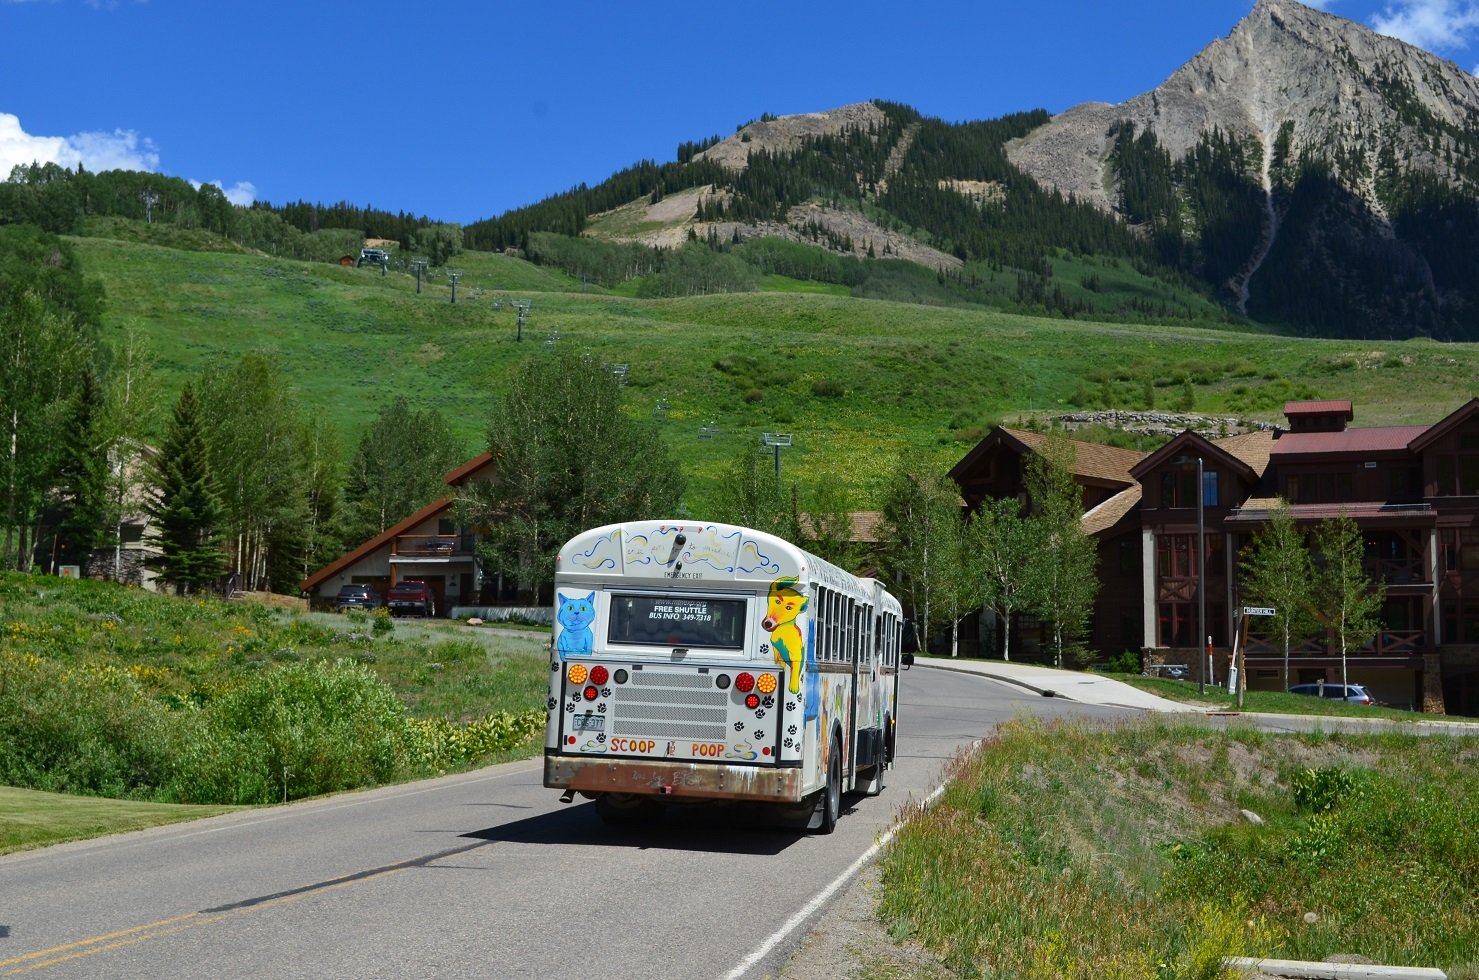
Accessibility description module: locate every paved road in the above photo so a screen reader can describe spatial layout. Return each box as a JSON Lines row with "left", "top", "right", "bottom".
{"left": 3, "top": 661, "right": 1468, "bottom": 980}
{"left": 0, "top": 665, "right": 1133, "bottom": 980}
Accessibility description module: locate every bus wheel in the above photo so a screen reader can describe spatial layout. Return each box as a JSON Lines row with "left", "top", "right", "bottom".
{"left": 817, "top": 739, "right": 842, "bottom": 834}
{"left": 593, "top": 793, "right": 661, "bottom": 827}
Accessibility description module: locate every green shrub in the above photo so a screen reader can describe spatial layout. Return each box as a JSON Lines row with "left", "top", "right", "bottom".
{"left": 811, "top": 378, "right": 845, "bottom": 398}
{"left": 198, "top": 659, "right": 415, "bottom": 802}
{"left": 1289, "top": 766, "right": 1362, "bottom": 813}
{"left": 407, "top": 710, "right": 545, "bottom": 773}
{"left": 371, "top": 607, "right": 393, "bottom": 635}
{"left": 0, "top": 653, "right": 180, "bottom": 799}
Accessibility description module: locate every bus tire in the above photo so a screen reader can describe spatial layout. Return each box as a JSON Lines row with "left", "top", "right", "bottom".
{"left": 593, "top": 793, "right": 661, "bottom": 827}
{"left": 817, "top": 734, "right": 842, "bottom": 834}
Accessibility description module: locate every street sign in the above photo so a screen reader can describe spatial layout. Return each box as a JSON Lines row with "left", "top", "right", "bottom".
{"left": 1243, "top": 606, "right": 1276, "bottom": 617}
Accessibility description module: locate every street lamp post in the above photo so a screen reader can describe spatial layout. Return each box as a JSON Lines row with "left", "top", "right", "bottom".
{"left": 1196, "top": 455, "right": 1206, "bottom": 696}
{"left": 1175, "top": 453, "right": 1207, "bottom": 695}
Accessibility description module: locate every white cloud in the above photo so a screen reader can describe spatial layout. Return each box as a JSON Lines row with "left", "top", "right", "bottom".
{"left": 190, "top": 178, "right": 257, "bottom": 206}
{"left": 1371, "top": 0, "right": 1479, "bottom": 52}
{"left": 1, "top": 111, "right": 254, "bottom": 205}
{"left": 0, "top": 111, "right": 157, "bottom": 174}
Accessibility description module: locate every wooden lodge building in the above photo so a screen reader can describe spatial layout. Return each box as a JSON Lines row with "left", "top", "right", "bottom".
{"left": 948, "top": 399, "right": 1479, "bottom": 717}
{"left": 300, "top": 397, "right": 1479, "bottom": 717}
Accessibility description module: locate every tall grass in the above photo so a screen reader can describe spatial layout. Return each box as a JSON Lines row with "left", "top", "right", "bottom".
{"left": 879, "top": 717, "right": 1479, "bottom": 978}
{"left": 0, "top": 572, "right": 549, "bottom": 806}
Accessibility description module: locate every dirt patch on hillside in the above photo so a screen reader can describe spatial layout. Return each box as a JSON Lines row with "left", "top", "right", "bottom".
{"left": 699, "top": 103, "right": 887, "bottom": 173}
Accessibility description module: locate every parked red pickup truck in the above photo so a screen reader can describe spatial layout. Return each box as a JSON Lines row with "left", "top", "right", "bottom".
{"left": 385, "top": 581, "right": 435, "bottom": 618}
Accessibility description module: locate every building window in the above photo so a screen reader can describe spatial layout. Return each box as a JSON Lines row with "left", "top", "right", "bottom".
{"left": 1436, "top": 454, "right": 1479, "bottom": 496}
{"left": 1161, "top": 468, "right": 1198, "bottom": 508}
{"left": 1158, "top": 602, "right": 1195, "bottom": 647}
{"left": 1286, "top": 471, "right": 1355, "bottom": 503}
{"left": 1445, "top": 597, "right": 1479, "bottom": 643}
{"left": 1156, "top": 534, "right": 1223, "bottom": 579}
{"left": 1442, "top": 529, "right": 1479, "bottom": 573}
{"left": 1202, "top": 470, "right": 1219, "bottom": 508}
{"left": 1118, "top": 538, "right": 1138, "bottom": 575}
{"left": 1388, "top": 466, "right": 1419, "bottom": 500}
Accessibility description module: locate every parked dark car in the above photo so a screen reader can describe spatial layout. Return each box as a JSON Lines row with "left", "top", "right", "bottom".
{"left": 386, "top": 581, "right": 436, "bottom": 618}
{"left": 333, "top": 583, "right": 382, "bottom": 612}
{"left": 1288, "top": 682, "right": 1375, "bottom": 705}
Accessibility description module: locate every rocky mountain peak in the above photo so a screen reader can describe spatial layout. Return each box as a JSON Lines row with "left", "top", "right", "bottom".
{"left": 1005, "top": 0, "right": 1479, "bottom": 212}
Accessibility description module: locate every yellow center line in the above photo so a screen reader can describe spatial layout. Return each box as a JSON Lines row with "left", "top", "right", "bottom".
{"left": 2, "top": 867, "right": 414, "bottom": 975}
{"left": 0, "top": 914, "right": 200, "bottom": 970}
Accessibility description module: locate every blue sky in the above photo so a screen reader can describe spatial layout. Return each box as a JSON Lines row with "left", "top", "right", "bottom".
{"left": 3, "top": 0, "right": 1478, "bottom": 225}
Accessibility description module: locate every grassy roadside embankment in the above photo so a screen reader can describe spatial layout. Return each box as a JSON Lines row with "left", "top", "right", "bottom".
{"left": 868, "top": 717, "right": 1479, "bottom": 979}
{"left": 0, "top": 572, "right": 550, "bottom": 855}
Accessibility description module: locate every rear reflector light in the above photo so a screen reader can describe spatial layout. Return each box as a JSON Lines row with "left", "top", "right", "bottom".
{"left": 590, "top": 665, "right": 609, "bottom": 685}
{"left": 735, "top": 672, "right": 755, "bottom": 693}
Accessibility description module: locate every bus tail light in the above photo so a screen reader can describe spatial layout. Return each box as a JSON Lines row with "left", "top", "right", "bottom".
{"left": 583, "top": 686, "right": 599, "bottom": 701}
{"left": 735, "top": 672, "right": 755, "bottom": 693}
{"left": 745, "top": 693, "right": 760, "bottom": 709}
{"left": 567, "top": 664, "right": 588, "bottom": 684}
{"left": 590, "top": 665, "right": 609, "bottom": 685}
{"left": 756, "top": 673, "right": 777, "bottom": 695}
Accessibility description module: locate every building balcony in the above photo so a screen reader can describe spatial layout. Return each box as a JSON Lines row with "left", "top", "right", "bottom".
{"left": 1245, "top": 629, "right": 1424, "bottom": 658}
{"left": 1227, "top": 501, "right": 1434, "bottom": 525}
{"left": 1364, "top": 557, "right": 1428, "bottom": 587}
{"left": 393, "top": 534, "right": 471, "bottom": 558}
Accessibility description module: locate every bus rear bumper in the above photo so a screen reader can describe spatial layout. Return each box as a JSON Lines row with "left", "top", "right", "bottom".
{"left": 545, "top": 755, "right": 803, "bottom": 803}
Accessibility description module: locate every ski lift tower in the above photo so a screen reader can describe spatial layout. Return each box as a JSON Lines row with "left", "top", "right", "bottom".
{"left": 512, "top": 300, "right": 532, "bottom": 342}
{"left": 761, "top": 432, "right": 792, "bottom": 491}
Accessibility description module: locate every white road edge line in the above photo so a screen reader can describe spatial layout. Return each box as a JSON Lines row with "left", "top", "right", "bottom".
{"left": 723, "top": 756, "right": 969, "bottom": 980}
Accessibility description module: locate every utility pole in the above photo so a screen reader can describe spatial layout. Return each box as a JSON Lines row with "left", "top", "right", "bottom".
{"left": 412, "top": 259, "right": 427, "bottom": 294}
{"left": 448, "top": 271, "right": 461, "bottom": 304}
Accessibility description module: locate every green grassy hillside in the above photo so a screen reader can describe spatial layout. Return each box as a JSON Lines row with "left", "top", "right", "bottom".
{"left": 75, "top": 229, "right": 1479, "bottom": 509}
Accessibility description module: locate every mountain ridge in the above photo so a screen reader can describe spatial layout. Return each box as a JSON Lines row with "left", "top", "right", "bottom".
{"left": 1005, "top": 0, "right": 1479, "bottom": 215}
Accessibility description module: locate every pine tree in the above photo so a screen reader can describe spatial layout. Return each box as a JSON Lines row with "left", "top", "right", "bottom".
{"left": 51, "top": 367, "right": 111, "bottom": 572}
{"left": 146, "top": 384, "right": 226, "bottom": 594}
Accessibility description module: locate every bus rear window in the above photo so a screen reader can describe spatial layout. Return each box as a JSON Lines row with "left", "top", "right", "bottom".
{"left": 607, "top": 594, "right": 747, "bottom": 649}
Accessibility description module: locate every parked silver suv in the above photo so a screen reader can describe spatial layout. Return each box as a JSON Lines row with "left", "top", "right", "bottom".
{"left": 1288, "top": 682, "right": 1375, "bottom": 705}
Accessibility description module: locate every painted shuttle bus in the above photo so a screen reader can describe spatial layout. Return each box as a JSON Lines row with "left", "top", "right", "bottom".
{"left": 543, "top": 520, "right": 908, "bottom": 832}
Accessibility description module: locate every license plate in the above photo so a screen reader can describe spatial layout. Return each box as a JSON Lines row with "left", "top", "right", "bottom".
{"left": 571, "top": 713, "right": 604, "bottom": 732}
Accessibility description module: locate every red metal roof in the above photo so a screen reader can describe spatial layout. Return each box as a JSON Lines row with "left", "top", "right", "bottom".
{"left": 1283, "top": 400, "right": 1353, "bottom": 417}
{"left": 1270, "top": 426, "right": 1428, "bottom": 455}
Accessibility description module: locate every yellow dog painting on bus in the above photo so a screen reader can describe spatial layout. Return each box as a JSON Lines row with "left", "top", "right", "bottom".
{"left": 763, "top": 578, "right": 810, "bottom": 695}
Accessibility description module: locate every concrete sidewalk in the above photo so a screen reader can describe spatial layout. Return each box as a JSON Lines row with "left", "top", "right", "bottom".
{"left": 913, "top": 656, "right": 1479, "bottom": 735}
{"left": 913, "top": 656, "right": 1206, "bottom": 713}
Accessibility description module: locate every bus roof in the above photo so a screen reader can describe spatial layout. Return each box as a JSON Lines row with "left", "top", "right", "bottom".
{"left": 557, "top": 520, "right": 868, "bottom": 598}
